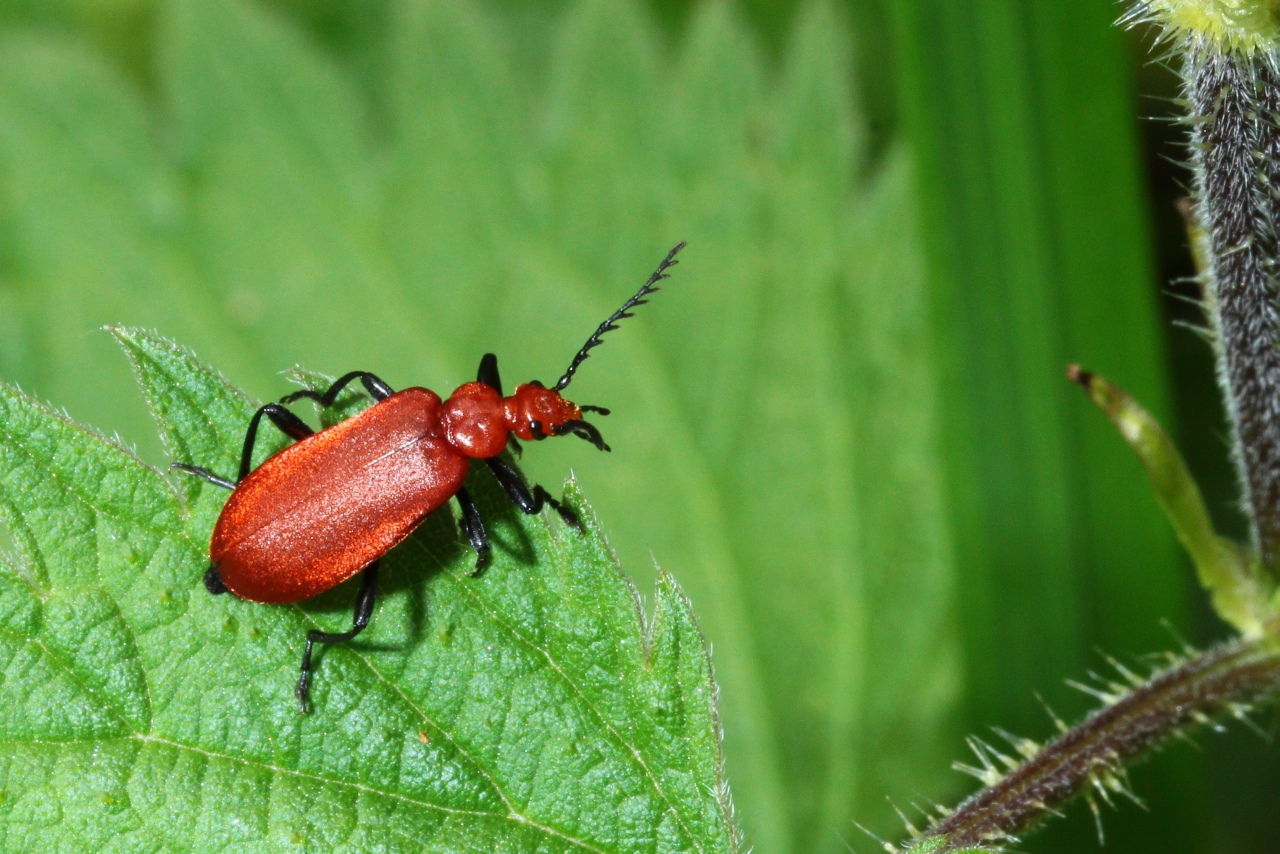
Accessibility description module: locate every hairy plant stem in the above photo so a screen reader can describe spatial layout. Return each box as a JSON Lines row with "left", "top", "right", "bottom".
{"left": 903, "top": 636, "right": 1280, "bottom": 852}
{"left": 1185, "top": 40, "right": 1280, "bottom": 575}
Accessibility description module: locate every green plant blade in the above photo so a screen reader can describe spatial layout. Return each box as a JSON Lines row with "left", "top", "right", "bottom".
{"left": 0, "top": 30, "right": 256, "bottom": 450}
{"left": 0, "top": 328, "right": 737, "bottom": 853}
{"left": 887, "top": 0, "right": 1207, "bottom": 849}
{"left": 0, "top": 2, "right": 966, "bottom": 850}
{"left": 158, "top": 0, "right": 452, "bottom": 384}
{"left": 841, "top": 148, "right": 962, "bottom": 823}
{"left": 384, "top": 0, "right": 522, "bottom": 355}
{"left": 714, "top": 6, "right": 865, "bottom": 846}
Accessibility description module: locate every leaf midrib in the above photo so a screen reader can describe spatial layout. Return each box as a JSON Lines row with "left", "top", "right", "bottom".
{"left": 308, "top": 525, "right": 706, "bottom": 854}
{"left": 1, "top": 616, "right": 613, "bottom": 854}
{"left": 0, "top": 426, "right": 612, "bottom": 850}
{"left": 3, "top": 368, "right": 691, "bottom": 852}
{"left": 450, "top": 572, "right": 705, "bottom": 854}
{"left": 0, "top": 731, "right": 610, "bottom": 853}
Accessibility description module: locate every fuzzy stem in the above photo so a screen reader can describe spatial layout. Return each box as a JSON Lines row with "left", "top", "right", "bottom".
{"left": 902, "top": 636, "right": 1280, "bottom": 852}
{"left": 1185, "top": 40, "right": 1280, "bottom": 576}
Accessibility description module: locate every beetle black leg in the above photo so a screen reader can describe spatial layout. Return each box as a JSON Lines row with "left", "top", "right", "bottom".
{"left": 295, "top": 562, "right": 379, "bottom": 714}
{"left": 169, "top": 463, "right": 236, "bottom": 491}
{"left": 454, "top": 487, "right": 492, "bottom": 576}
{"left": 238, "top": 402, "right": 315, "bottom": 482}
{"left": 476, "top": 353, "right": 503, "bottom": 396}
{"left": 281, "top": 371, "right": 395, "bottom": 408}
{"left": 485, "top": 456, "right": 581, "bottom": 531}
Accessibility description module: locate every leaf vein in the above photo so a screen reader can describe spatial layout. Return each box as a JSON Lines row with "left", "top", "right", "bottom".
{"left": 133, "top": 734, "right": 610, "bottom": 853}
{"left": 443, "top": 561, "right": 704, "bottom": 854}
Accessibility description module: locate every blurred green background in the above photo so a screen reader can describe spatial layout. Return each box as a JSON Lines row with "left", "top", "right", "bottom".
{"left": 0, "top": 0, "right": 1273, "bottom": 851}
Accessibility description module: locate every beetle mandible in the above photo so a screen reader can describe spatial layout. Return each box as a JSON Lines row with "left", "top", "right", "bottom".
{"left": 173, "top": 242, "right": 685, "bottom": 712}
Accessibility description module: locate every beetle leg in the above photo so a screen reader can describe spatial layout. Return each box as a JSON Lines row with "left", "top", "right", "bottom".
{"left": 282, "top": 371, "right": 395, "bottom": 408}
{"left": 238, "top": 403, "right": 315, "bottom": 482}
{"left": 454, "top": 487, "right": 492, "bottom": 576}
{"left": 476, "top": 353, "right": 503, "bottom": 396}
{"left": 169, "top": 462, "right": 236, "bottom": 491}
{"left": 484, "top": 456, "right": 582, "bottom": 531}
{"left": 295, "top": 562, "right": 379, "bottom": 714}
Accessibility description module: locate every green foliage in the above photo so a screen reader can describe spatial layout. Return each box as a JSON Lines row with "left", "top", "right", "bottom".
{"left": 0, "top": 0, "right": 1221, "bottom": 851}
{"left": 0, "top": 1, "right": 964, "bottom": 851}
{"left": 0, "top": 327, "right": 736, "bottom": 852}
{"left": 886, "top": 0, "right": 1208, "bottom": 849}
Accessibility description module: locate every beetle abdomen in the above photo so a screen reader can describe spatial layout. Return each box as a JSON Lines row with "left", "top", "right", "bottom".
{"left": 210, "top": 388, "right": 468, "bottom": 603}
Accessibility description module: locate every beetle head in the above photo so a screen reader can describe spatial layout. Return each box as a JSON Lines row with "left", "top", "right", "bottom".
{"left": 503, "top": 381, "right": 609, "bottom": 452}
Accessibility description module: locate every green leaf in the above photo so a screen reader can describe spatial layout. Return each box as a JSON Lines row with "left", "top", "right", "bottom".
{"left": 887, "top": 0, "right": 1207, "bottom": 849}
{"left": 840, "top": 148, "right": 962, "bottom": 826}
{"left": 0, "top": 29, "right": 257, "bottom": 447}
{"left": 158, "top": 0, "right": 452, "bottom": 383}
{"left": 0, "top": 328, "right": 738, "bottom": 853}
{"left": 0, "top": 2, "right": 965, "bottom": 851}
{"left": 383, "top": 0, "right": 522, "bottom": 353}
{"left": 716, "top": 4, "right": 866, "bottom": 845}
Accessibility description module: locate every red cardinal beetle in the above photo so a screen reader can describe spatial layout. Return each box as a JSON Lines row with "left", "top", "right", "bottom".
{"left": 173, "top": 243, "right": 685, "bottom": 712}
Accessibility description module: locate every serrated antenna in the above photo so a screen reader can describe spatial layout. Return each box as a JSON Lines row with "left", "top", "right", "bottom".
{"left": 554, "top": 241, "right": 686, "bottom": 391}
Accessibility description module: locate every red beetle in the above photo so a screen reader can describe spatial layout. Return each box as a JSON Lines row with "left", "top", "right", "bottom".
{"left": 173, "top": 243, "right": 684, "bottom": 711}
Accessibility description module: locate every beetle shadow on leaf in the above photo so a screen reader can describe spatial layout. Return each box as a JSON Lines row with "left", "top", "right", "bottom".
{"left": 469, "top": 458, "right": 539, "bottom": 567}
{"left": 293, "top": 458, "right": 540, "bottom": 657}
{"left": 297, "top": 508, "right": 460, "bottom": 654}
{"left": 484, "top": 510, "right": 538, "bottom": 569}
{"left": 371, "top": 509, "right": 464, "bottom": 652}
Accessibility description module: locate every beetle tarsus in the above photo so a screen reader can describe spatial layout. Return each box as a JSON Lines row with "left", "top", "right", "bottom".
{"left": 534, "top": 485, "right": 582, "bottom": 531}
{"left": 283, "top": 371, "right": 395, "bottom": 408}
{"left": 295, "top": 671, "right": 312, "bottom": 714}
{"left": 171, "top": 462, "right": 237, "bottom": 491}
{"left": 294, "top": 563, "right": 379, "bottom": 714}
{"left": 485, "top": 456, "right": 582, "bottom": 532}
